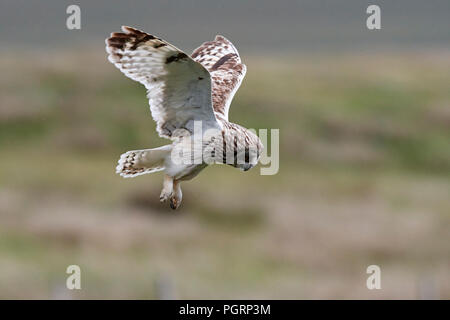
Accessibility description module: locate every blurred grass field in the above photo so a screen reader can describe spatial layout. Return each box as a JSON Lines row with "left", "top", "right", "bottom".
{"left": 0, "top": 50, "right": 449, "bottom": 299}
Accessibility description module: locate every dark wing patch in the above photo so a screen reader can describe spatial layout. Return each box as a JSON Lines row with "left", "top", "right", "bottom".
{"left": 165, "top": 52, "right": 188, "bottom": 64}
{"left": 211, "top": 53, "right": 236, "bottom": 71}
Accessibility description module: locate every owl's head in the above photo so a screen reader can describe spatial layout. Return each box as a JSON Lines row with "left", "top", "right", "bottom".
{"left": 231, "top": 129, "right": 263, "bottom": 172}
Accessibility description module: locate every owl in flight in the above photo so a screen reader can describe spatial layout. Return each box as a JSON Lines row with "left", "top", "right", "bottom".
{"left": 106, "top": 26, "right": 263, "bottom": 209}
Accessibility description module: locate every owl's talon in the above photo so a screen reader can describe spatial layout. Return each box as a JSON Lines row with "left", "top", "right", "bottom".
{"left": 160, "top": 190, "right": 172, "bottom": 203}
{"left": 169, "top": 196, "right": 180, "bottom": 210}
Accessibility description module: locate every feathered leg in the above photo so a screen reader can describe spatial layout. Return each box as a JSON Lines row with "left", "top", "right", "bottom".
{"left": 159, "top": 175, "right": 182, "bottom": 209}
{"left": 160, "top": 174, "right": 173, "bottom": 203}
{"left": 169, "top": 180, "right": 182, "bottom": 210}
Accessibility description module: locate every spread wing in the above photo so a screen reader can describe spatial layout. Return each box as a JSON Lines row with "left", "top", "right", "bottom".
{"left": 106, "top": 26, "right": 220, "bottom": 139}
{"left": 191, "top": 35, "right": 246, "bottom": 121}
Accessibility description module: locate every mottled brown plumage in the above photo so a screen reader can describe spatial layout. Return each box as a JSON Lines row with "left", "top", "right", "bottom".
{"left": 191, "top": 35, "right": 247, "bottom": 120}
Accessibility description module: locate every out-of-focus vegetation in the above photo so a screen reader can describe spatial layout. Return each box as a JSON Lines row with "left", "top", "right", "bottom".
{"left": 0, "top": 50, "right": 449, "bottom": 299}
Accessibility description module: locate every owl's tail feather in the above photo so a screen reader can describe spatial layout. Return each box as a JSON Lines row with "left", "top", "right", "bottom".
{"left": 116, "top": 145, "right": 172, "bottom": 178}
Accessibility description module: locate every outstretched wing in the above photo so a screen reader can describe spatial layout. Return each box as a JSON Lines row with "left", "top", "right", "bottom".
{"left": 191, "top": 36, "right": 246, "bottom": 121}
{"left": 106, "top": 26, "right": 220, "bottom": 139}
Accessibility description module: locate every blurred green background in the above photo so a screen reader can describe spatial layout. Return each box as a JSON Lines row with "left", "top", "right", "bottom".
{"left": 0, "top": 1, "right": 449, "bottom": 299}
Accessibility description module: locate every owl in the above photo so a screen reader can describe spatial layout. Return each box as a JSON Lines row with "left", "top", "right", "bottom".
{"left": 106, "top": 26, "right": 262, "bottom": 209}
